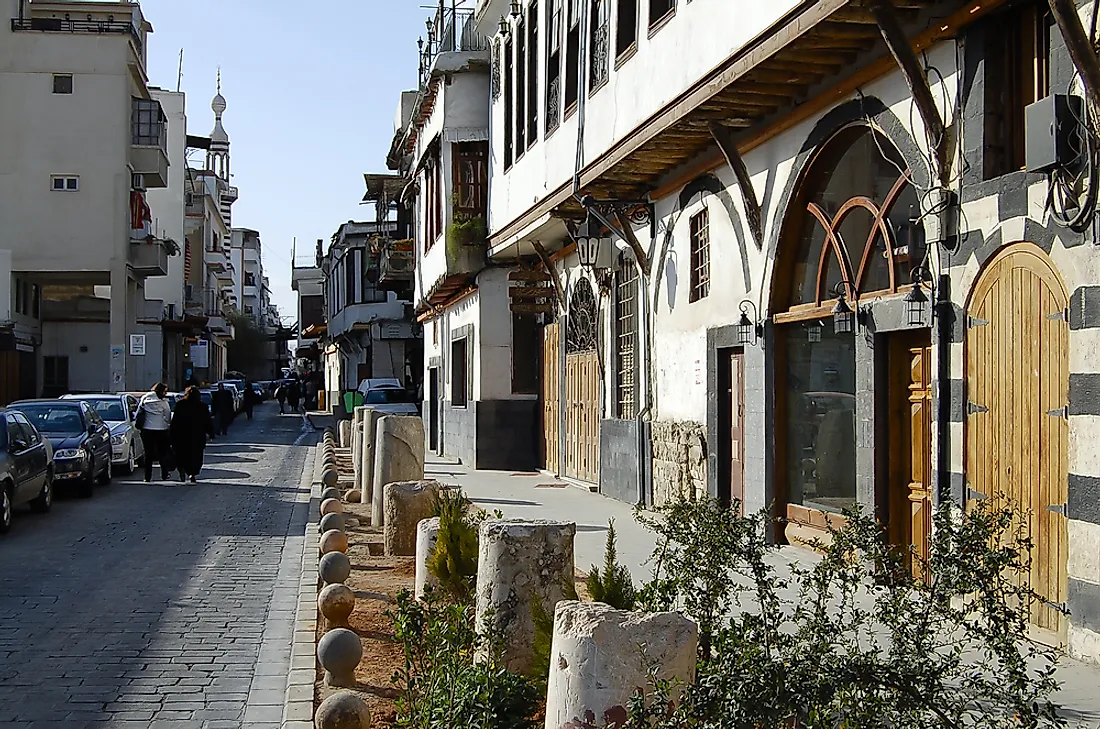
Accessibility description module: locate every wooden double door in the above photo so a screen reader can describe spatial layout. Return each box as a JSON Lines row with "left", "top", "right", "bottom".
{"left": 966, "top": 243, "right": 1069, "bottom": 640}
{"left": 539, "top": 320, "right": 600, "bottom": 483}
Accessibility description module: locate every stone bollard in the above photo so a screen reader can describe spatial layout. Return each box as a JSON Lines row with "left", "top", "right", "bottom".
{"left": 318, "top": 583, "right": 356, "bottom": 629}
{"left": 320, "top": 487, "right": 341, "bottom": 502}
{"left": 319, "top": 551, "right": 352, "bottom": 585}
{"left": 344, "top": 489, "right": 362, "bottom": 503}
{"left": 372, "top": 415, "right": 425, "bottom": 528}
{"left": 475, "top": 520, "right": 576, "bottom": 674}
{"left": 316, "top": 690, "right": 371, "bottom": 729}
{"left": 320, "top": 512, "right": 344, "bottom": 534}
{"left": 320, "top": 529, "right": 349, "bottom": 555}
{"left": 383, "top": 481, "right": 441, "bottom": 557}
{"left": 360, "top": 409, "right": 382, "bottom": 523}
{"left": 322, "top": 467, "right": 339, "bottom": 489}
{"left": 351, "top": 406, "right": 367, "bottom": 478}
{"left": 414, "top": 517, "right": 442, "bottom": 600}
{"left": 544, "top": 601, "right": 698, "bottom": 729}
{"left": 317, "top": 627, "right": 362, "bottom": 688}
{"left": 321, "top": 498, "right": 344, "bottom": 517}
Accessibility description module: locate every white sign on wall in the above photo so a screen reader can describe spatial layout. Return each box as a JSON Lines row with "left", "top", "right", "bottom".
{"left": 129, "top": 334, "right": 147, "bottom": 356}
{"left": 191, "top": 340, "right": 209, "bottom": 368}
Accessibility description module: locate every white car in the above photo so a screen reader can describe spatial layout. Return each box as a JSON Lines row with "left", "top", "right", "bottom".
{"left": 60, "top": 394, "right": 146, "bottom": 473}
{"left": 356, "top": 379, "right": 419, "bottom": 416}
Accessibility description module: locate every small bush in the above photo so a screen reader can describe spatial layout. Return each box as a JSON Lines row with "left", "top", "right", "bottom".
{"left": 586, "top": 518, "right": 636, "bottom": 610}
{"left": 428, "top": 489, "right": 482, "bottom": 604}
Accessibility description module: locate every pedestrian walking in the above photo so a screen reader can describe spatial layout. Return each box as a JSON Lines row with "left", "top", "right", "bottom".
{"left": 275, "top": 382, "right": 287, "bottom": 414}
{"left": 286, "top": 380, "right": 301, "bottom": 413}
{"left": 212, "top": 383, "right": 235, "bottom": 436}
{"left": 170, "top": 386, "right": 215, "bottom": 483}
{"left": 136, "top": 382, "right": 174, "bottom": 484}
{"left": 243, "top": 380, "right": 258, "bottom": 421}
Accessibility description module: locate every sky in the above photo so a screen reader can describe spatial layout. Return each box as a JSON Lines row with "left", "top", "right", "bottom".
{"left": 140, "top": 0, "right": 430, "bottom": 324}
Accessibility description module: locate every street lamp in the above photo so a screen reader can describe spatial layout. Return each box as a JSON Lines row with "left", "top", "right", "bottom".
{"left": 905, "top": 271, "right": 929, "bottom": 327}
{"left": 510, "top": 0, "right": 522, "bottom": 17}
{"left": 832, "top": 284, "right": 855, "bottom": 335}
{"left": 572, "top": 213, "right": 606, "bottom": 269}
{"left": 736, "top": 300, "right": 761, "bottom": 346}
{"left": 498, "top": 14, "right": 509, "bottom": 36}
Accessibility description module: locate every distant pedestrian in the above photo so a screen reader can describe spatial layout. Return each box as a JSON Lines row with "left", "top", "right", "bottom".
{"left": 275, "top": 382, "right": 287, "bottom": 414}
{"left": 305, "top": 380, "right": 317, "bottom": 412}
{"left": 212, "top": 383, "right": 235, "bottom": 436}
{"left": 170, "top": 386, "right": 215, "bottom": 483}
{"left": 242, "top": 380, "right": 258, "bottom": 421}
{"left": 286, "top": 380, "right": 301, "bottom": 413}
{"left": 137, "top": 382, "right": 173, "bottom": 484}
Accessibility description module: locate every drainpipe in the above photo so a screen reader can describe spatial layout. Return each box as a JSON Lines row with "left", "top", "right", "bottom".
{"left": 635, "top": 268, "right": 653, "bottom": 506}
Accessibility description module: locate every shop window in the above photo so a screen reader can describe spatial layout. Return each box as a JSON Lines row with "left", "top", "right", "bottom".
{"left": 527, "top": 1, "right": 540, "bottom": 148}
{"left": 512, "top": 313, "right": 540, "bottom": 394}
{"left": 546, "top": 0, "right": 563, "bottom": 133}
{"left": 590, "top": 0, "right": 610, "bottom": 91}
{"left": 983, "top": 1, "right": 1051, "bottom": 179}
{"left": 649, "top": 0, "right": 674, "bottom": 30}
{"left": 689, "top": 209, "right": 710, "bottom": 302}
{"left": 615, "top": 256, "right": 638, "bottom": 418}
{"left": 451, "top": 337, "right": 469, "bottom": 407}
{"left": 616, "top": 0, "right": 638, "bottom": 58}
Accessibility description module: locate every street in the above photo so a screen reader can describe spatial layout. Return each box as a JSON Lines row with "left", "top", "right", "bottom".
{"left": 0, "top": 404, "right": 315, "bottom": 729}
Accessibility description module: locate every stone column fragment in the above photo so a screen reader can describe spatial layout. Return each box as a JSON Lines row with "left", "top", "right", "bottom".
{"left": 475, "top": 519, "right": 576, "bottom": 675}
{"left": 338, "top": 419, "right": 351, "bottom": 448}
{"left": 360, "top": 408, "right": 382, "bottom": 520}
{"left": 415, "top": 516, "right": 441, "bottom": 599}
{"left": 351, "top": 406, "right": 367, "bottom": 478}
{"left": 372, "top": 415, "right": 425, "bottom": 528}
{"left": 383, "top": 481, "right": 440, "bottom": 556}
{"left": 544, "top": 601, "right": 698, "bottom": 729}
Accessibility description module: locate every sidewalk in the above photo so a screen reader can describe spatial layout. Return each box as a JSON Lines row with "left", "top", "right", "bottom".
{"left": 426, "top": 456, "right": 1100, "bottom": 724}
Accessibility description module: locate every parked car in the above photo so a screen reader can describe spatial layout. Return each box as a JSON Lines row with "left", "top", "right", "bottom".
{"left": 356, "top": 379, "right": 419, "bottom": 416}
{"left": 10, "top": 400, "right": 112, "bottom": 497}
{"left": 0, "top": 408, "right": 54, "bottom": 533}
{"left": 61, "top": 394, "right": 146, "bottom": 474}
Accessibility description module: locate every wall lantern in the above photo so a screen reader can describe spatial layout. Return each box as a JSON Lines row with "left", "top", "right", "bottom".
{"left": 736, "top": 300, "right": 762, "bottom": 346}
{"left": 572, "top": 213, "right": 606, "bottom": 269}
{"left": 510, "top": 0, "right": 522, "bottom": 18}
{"left": 905, "top": 266, "right": 930, "bottom": 327}
{"left": 832, "top": 286, "right": 855, "bottom": 335}
{"left": 498, "top": 15, "right": 509, "bottom": 36}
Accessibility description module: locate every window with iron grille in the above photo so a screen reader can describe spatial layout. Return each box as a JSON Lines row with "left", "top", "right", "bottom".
{"left": 131, "top": 98, "right": 165, "bottom": 147}
{"left": 546, "top": 0, "right": 563, "bottom": 133}
{"left": 504, "top": 34, "right": 515, "bottom": 168}
{"left": 615, "top": 257, "right": 638, "bottom": 419}
{"left": 527, "top": 1, "right": 540, "bottom": 148}
{"left": 590, "top": 0, "right": 610, "bottom": 90}
{"left": 689, "top": 209, "right": 710, "bottom": 302}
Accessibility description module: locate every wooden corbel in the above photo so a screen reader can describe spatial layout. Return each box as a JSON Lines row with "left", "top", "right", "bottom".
{"left": 531, "top": 240, "right": 566, "bottom": 310}
{"left": 865, "top": 0, "right": 949, "bottom": 182}
{"left": 611, "top": 209, "right": 652, "bottom": 278}
{"left": 709, "top": 122, "right": 764, "bottom": 246}
{"left": 1047, "top": 0, "right": 1100, "bottom": 121}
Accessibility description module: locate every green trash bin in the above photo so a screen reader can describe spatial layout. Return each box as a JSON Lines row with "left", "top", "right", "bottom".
{"left": 342, "top": 390, "right": 365, "bottom": 416}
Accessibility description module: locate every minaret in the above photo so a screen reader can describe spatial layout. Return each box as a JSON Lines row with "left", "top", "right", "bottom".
{"left": 206, "top": 69, "right": 236, "bottom": 227}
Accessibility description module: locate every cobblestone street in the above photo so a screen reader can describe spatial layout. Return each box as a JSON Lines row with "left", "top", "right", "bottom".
{"left": 0, "top": 404, "right": 315, "bottom": 729}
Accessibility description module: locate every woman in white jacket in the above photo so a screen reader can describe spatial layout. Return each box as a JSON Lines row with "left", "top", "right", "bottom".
{"left": 137, "top": 383, "right": 174, "bottom": 484}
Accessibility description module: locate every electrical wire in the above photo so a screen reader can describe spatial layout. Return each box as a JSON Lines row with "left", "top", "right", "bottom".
{"left": 1049, "top": 75, "right": 1099, "bottom": 232}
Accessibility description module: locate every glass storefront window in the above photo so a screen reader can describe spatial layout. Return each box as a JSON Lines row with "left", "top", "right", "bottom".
{"left": 783, "top": 323, "right": 857, "bottom": 513}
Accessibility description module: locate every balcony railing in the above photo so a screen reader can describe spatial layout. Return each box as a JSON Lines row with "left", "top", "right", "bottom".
{"left": 379, "top": 238, "right": 414, "bottom": 289}
{"left": 10, "top": 16, "right": 143, "bottom": 54}
{"left": 419, "top": 1, "right": 490, "bottom": 87}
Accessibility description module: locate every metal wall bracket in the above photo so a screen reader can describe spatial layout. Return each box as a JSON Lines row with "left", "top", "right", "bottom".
{"left": 967, "top": 315, "right": 988, "bottom": 328}
{"left": 1046, "top": 503, "right": 1068, "bottom": 516}
{"left": 967, "top": 401, "right": 989, "bottom": 415}
{"left": 709, "top": 122, "right": 764, "bottom": 247}
{"left": 967, "top": 488, "right": 989, "bottom": 501}
{"left": 1042, "top": 598, "right": 1070, "bottom": 615}
{"left": 1047, "top": 405, "right": 1069, "bottom": 419}
{"left": 584, "top": 199, "right": 653, "bottom": 278}
{"left": 1048, "top": 309, "right": 1069, "bottom": 322}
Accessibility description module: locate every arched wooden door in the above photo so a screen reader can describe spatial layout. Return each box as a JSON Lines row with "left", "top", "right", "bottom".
{"left": 966, "top": 243, "right": 1069, "bottom": 640}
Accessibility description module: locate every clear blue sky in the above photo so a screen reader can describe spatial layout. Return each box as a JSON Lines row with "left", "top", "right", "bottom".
{"left": 140, "top": 0, "right": 429, "bottom": 324}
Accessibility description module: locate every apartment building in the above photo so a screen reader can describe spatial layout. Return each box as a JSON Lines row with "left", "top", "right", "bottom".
{"left": 291, "top": 240, "right": 325, "bottom": 380}
{"left": 0, "top": 0, "right": 172, "bottom": 396}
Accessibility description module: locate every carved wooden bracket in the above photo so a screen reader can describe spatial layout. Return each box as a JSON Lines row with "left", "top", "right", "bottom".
{"left": 531, "top": 240, "right": 566, "bottom": 310}
{"left": 1048, "top": 0, "right": 1100, "bottom": 122}
{"left": 709, "top": 122, "right": 764, "bottom": 246}
{"left": 865, "top": 0, "right": 949, "bottom": 183}
{"left": 611, "top": 209, "right": 652, "bottom": 279}
{"left": 581, "top": 200, "right": 653, "bottom": 278}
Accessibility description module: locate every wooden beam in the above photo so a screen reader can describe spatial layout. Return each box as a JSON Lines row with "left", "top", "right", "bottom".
{"left": 710, "top": 122, "right": 764, "bottom": 246}
{"left": 1048, "top": 0, "right": 1100, "bottom": 119}
{"left": 612, "top": 208, "right": 652, "bottom": 278}
{"left": 531, "top": 241, "right": 566, "bottom": 309}
{"left": 866, "top": 0, "right": 948, "bottom": 181}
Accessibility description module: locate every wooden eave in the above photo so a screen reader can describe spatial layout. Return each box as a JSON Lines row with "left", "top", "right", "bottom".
{"left": 490, "top": 0, "right": 988, "bottom": 239}
{"left": 418, "top": 273, "right": 477, "bottom": 315}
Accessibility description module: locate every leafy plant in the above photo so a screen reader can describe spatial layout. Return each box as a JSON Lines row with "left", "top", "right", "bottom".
{"left": 586, "top": 519, "right": 636, "bottom": 610}
{"left": 447, "top": 214, "right": 488, "bottom": 250}
{"left": 626, "top": 496, "right": 1069, "bottom": 729}
{"left": 389, "top": 589, "right": 540, "bottom": 729}
{"left": 428, "top": 488, "right": 482, "bottom": 604}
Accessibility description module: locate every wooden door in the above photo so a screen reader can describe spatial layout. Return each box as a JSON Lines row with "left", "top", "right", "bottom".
{"left": 966, "top": 243, "right": 1069, "bottom": 640}
{"left": 564, "top": 351, "right": 600, "bottom": 483}
{"left": 428, "top": 368, "right": 440, "bottom": 454}
{"left": 541, "top": 322, "right": 560, "bottom": 473}
{"left": 718, "top": 349, "right": 745, "bottom": 510}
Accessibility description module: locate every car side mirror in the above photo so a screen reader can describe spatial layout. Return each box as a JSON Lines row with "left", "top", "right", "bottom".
{"left": 10, "top": 439, "right": 27, "bottom": 452}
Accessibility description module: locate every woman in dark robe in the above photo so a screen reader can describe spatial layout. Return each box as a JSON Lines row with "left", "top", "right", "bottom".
{"left": 170, "top": 386, "right": 215, "bottom": 483}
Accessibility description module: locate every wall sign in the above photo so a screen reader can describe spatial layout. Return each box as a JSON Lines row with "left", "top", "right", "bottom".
{"left": 129, "top": 334, "right": 146, "bottom": 356}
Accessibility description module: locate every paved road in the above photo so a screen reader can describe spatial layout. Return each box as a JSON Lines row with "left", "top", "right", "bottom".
{"left": 0, "top": 403, "right": 315, "bottom": 729}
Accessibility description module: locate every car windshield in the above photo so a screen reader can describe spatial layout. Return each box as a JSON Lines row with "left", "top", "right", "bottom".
{"left": 364, "top": 388, "right": 415, "bottom": 405}
{"left": 18, "top": 405, "right": 84, "bottom": 434}
{"left": 79, "top": 399, "right": 126, "bottom": 422}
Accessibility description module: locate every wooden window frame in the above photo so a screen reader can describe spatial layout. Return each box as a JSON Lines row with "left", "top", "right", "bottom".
{"left": 615, "top": 257, "right": 638, "bottom": 419}
{"left": 453, "top": 141, "right": 489, "bottom": 222}
{"left": 528, "top": 1, "right": 540, "bottom": 149}
{"left": 423, "top": 145, "right": 444, "bottom": 251}
{"left": 647, "top": 0, "right": 675, "bottom": 34}
{"left": 504, "top": 34, "right": 515, "bottom": 169}
{"left": 689, "top": 209, "right": 711, "bottom": 302}
{"left": 615, "top": 0, "right": 638, "bottom": 61}
{"left": 546, "top": 0, "right": 563, "bottom": 135}
{"left": 516, "top": 15, "right": 528, "bottom": 157}
{"left": 564, "top": 0, "right": 581, "bottom": 114}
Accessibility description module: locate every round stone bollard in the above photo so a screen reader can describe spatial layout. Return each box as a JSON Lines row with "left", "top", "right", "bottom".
{"left": 322, "top": 468, "right": 339, "bottom": 489}
{"left": 372, "top": 415, "right": 425, "bottom": 528}
{"left": 319, "top": 529, "right": 349, "bottom": 555}
{"left": 476, "top": 519, "right": 577, "bottom": 675}
{"left": 320, "top": 512, "right": 345, "bottom": 534}
{"left": 318, "top": 583, "right": 356, "bottom": 629}
{"left": 544, "top": 601, "right": 698, "bottom": 729}
{"left": 317, "top": 627, "right": 362, "bottom": 688}
{"left": 316, "top": 690, "right": 371, "bottom": 729}
{"left": 338, "top": 420, "right": 352, "bottom": 448}
{"left": 319, "top": 550, "right": 351, "bottom": 585}
{"left": 415, "top": 517, "right": 442, "bottom": 600}
{"left": 321, "top": 498, "right": 344, "bottom": 517}
{"left": 344, "top": 489, "right": 362, "bottom": 503}
{"left": 383, "top": 480, "right": 441, "bottom": 557}
{"left": 321, "top": 487, "right": 341, "bottom": 502}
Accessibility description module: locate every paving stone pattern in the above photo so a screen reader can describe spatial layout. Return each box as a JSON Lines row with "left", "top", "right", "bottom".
{"left": 0, "top": 405, "right": 315, "bottom": 729}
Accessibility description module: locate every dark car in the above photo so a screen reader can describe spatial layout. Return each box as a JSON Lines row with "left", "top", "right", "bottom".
{"left": 10, "top": 400, "right": 112, "bottom": 498}
{"left": 0, "top": 408, "right": 54, "bottom": 533}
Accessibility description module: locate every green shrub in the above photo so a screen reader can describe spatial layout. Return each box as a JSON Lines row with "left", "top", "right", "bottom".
{"left": 446, "top": 214, "right": 488, "bottom": 250}
{"left": 586, "top": 518, "right": 636, "bottom": 610}
{"left": 428, "top": 489, "right": 481, "bottom": 603}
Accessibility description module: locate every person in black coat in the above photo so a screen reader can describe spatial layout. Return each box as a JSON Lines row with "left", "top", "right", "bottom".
{"left": 212, "top": 383, "right": 235, "bottom": 436}
{"left": 242, "top": 380, "right": 258, "bottom": 421}
{"left": 171, "top": 386, "right": 215, "bottom": 483}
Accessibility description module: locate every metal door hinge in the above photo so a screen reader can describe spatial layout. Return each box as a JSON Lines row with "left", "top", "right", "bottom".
{"left": 967, "top": 401, "right": 989, "bottom": 415}
{"left": 1042, "top": 599, "right": 1070, "bottom": 615}
{"left": 1048, "top": 309, "right": 1069, "bottom": 322}
{"left": 1047, "top": 405, "right": 1069, "bottom": 419}
{"left": 968, "top": 315, "right": 989, "bottom": 328}
{"left": 967, "top": 488, "right": 988, "bottom": 500}
{"left": 1046, "top": 503, "right": 1068, "bottom": 517}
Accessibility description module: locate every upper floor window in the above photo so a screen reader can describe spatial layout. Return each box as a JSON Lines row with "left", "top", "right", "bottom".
{"left": 590, "top": 0, "right": 610, "bottom": 90}
{"left": 51, "top": 175, "right": 79, "bottom": 192}
{"left": 615, "top": 256, "right": 638, "bottom": 418}
{"left": 424, "top": 144, "right": 444, "bottom": 249}
{"left": 983, "top": 1, "right": 1050, "bottom": 179}
{"left": 504, "top": 34, "right": 515, "bottom": 168}
{"left": 649, "top": 0, "right": 674, "bottom": 30}
{"left": 454, "top": 142, "right": 489, "bottom": 219}
{"left": 52, "top": 74, "right": 73, "bottom": 94}
{"left": 689, "top": 209, "right": 710, "bottom": 302}
{"left": 546, "top": 0, "right": 564, "bottom": 133}
{"left": 516, "top": 15, "right": 528, "bottom": 155}
{"left": 564, "top": 0, "right": 581, "bottom": 112}
{"left": 131, "top": 98, "right": 165, "bottom": 147}
{"left": 616, "top": 0, "right": 638, "bottom": 58}
{"left": 527, "top": 1, "right": 540, "bottom": 149}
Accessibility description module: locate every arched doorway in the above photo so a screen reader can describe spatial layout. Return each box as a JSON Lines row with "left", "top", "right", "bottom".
{"left": 771, "top": 123, "right": 925, "bottom": 549}
{"left": 966, "top": 242, "right": 1069, "bottom": 641}
{"left": 564, "top": 278, "right": 600, "bottom": 483}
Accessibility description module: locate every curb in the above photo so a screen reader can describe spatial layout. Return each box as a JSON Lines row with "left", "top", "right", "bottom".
{"left": 281, "top": 443, "right": 324, "bottom": 728}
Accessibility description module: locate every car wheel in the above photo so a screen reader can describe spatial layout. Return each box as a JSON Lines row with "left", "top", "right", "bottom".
{"left": 125, "top": 446, "right": 137, "bottom": 475}
{"left": 30, "top": 470, "right": 52, "bottom": 514}
{"left": 97, "top": 458, "right": 112, "bottom": 486}
{"left": 0, "top": 483, "right": 12, "bottom": 533}
{"left": 77, "top": 463, "right": 94, "bottom": 498}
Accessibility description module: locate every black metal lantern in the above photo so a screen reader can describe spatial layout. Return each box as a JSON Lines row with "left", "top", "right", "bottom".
{"left": 736, "top": 300, "right": 760, "bottom": 346}
{"left": 571, "top": 213, "right": 605, "bottom": 269}
{"left": 498, "top": 14, "right": 509, "bottom": 36}
{"left": 510, "top": 0, "right": 522, "bottom": 17}
{"left": 832, "top": 290, "right": 854, "bottom": 334}
{"left": 905, "top": 282, "right": 928, "bottom": 327}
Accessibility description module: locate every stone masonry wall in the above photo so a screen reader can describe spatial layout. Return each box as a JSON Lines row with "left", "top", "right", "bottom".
{"left": 650, "top": 420, "right": 707, "bottom": 505}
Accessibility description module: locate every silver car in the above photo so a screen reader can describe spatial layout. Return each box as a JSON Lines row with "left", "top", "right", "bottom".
{"left": 60, "top": 394, "right": 146, "bottom": 473}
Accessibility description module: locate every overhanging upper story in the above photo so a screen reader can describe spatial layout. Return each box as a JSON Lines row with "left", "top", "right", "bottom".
{"left": 323, "top": 221, "right": 408, "bottom": 341}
